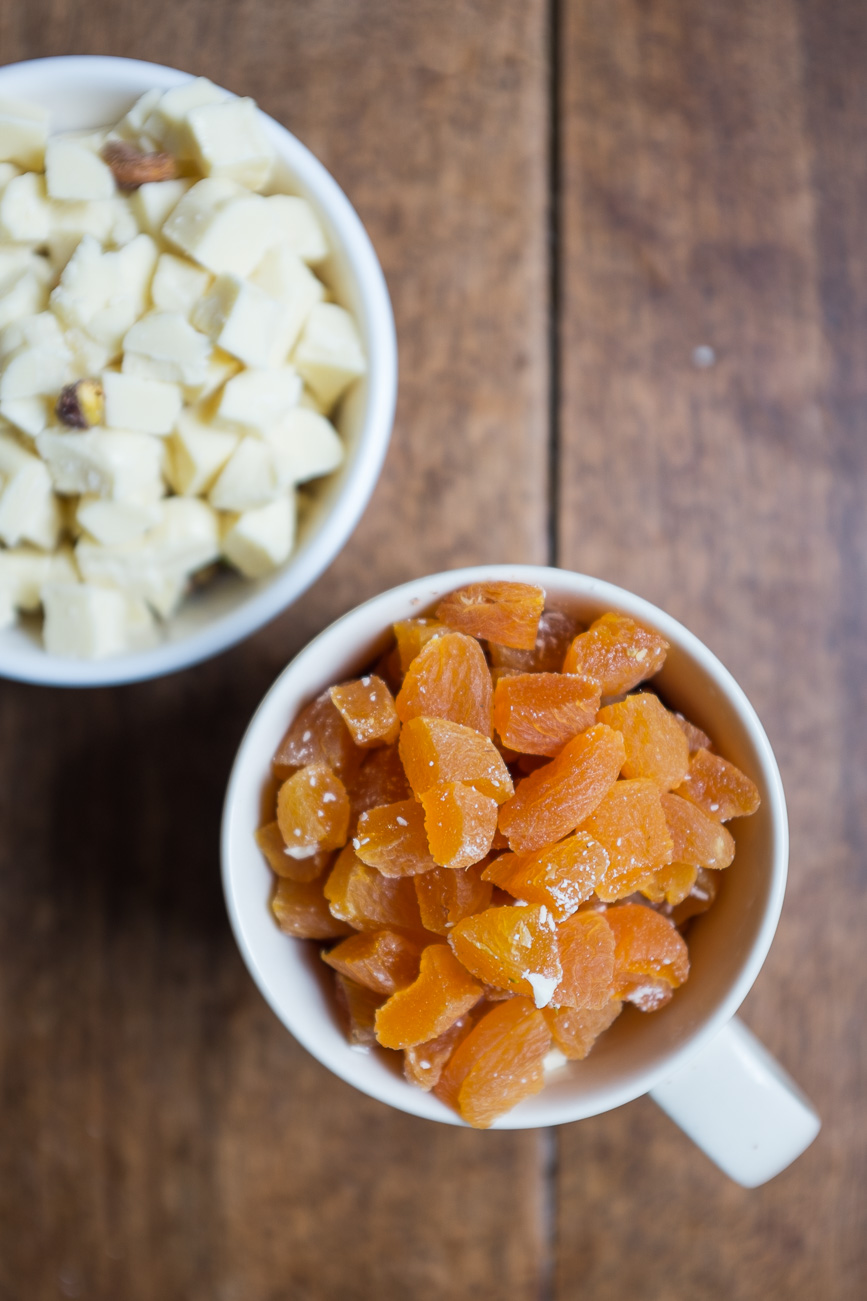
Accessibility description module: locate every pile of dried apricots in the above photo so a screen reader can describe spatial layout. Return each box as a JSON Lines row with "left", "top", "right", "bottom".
{"left": 256, "top": 581, "right": 760, "bottom": 1127}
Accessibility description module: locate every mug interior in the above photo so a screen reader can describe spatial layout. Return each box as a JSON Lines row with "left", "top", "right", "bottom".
{"left": 222, "top": 565, "right": 787, "bottom": 1128}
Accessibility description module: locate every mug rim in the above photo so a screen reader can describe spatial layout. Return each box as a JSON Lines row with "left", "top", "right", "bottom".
{"left": 221, "top": 564, "right": 789, "bottom": 1127}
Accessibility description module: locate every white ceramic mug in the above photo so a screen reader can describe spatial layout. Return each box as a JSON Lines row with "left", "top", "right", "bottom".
{"left": 221, "top": 565, "right": 820, "bottom": 1186}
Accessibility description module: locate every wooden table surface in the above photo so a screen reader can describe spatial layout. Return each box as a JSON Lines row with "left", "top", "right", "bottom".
{"left": 0, "top": 2, "right": 863, "bottom": 1297}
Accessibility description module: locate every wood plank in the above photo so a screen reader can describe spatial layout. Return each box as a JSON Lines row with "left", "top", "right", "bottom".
{"left": 556, "top": 1, "right": 862, "bottom": 1296}
{"left": 0, "top": 3, "right": 552, "bottom": 1298}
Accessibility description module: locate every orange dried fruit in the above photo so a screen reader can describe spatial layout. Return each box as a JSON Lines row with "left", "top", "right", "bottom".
{"left": 420, "top": 782, "right": 499, "bottom": 869}
{"left": 322, "top": 928, "right": 425, "bottom": 995}
{"left": 660, "top": 792, "right": 735, "bottom": 869}
{"left": 373, "top": 643, "right": 403, "bottom": 694}
{"left": 670, "top": 865, "right": 718, "bottom": 926}
{"left": 347, "top": 743, "right": 410, "bottom": 828}
{"left": 374, "top": 944, "right": 484, "bottom": 1049}
{"left": 481, "top": 833, "right": 608, "bottom": 921}
{"left": 394, "top": 617, "right": 448, "bottom": 672}
{"left": 449, "top": 904, "right": 562, "bottom": 1005}
{"left": 562, "top": 612, "right": 668, "bottom": 695}
{"left": 353, "top": 799, "right": 438, "bottom": 877}
{"left": 399, "top": 716, "right": 513, "bottom": 803}
{"left": 272, "top": 689, "right": 363, "bottom": 783}
{"left": 498, "top": 724, "right": 625, "bottom": 853}
{"left": 276, "top": 761, "right": 350, "bottom": 857}
{"left": 580, "top": 779, "right": 674, "bottom": 901}
{"left": 493, "top": 672, "right": 601, "bottom": 757}
{"left": 489, "top": 608, "right": 582, "bottom": 673}
{"left": 414, "top": 863, "right": 493, "bottom": 935}
{"left": 597, "top": 692, "right": 690, "bottom": 789}
{"left": 435, "top": 997, "right": 552, "bottom": 1127}
{"left": 437, "top": 581, "right": 546, "bottom": 650}
{"left": 606, "top": 902, "right": 689, "bottom": 1010}
{"left": 329, "top": 674, "right": 400, "bottom": 748}
{"left": 333, "top": 973, "right": 385, "bottom": 1047}
{"left": 271, "top": 877, "right": 353, "bottom": 940}
{"left": 395, "top": 631, "right": 493, "bottom": 736}
{"left": 551, "top": 910, "right": 616, "bottom": 1009}
{"left": 543, "top": 1000, "right": 622, "bottom": 1059}
{"left": 674, "top": 748, "right": 761, "bottom": 821}
{"left": 324, "top": 844, "right": 425, "bottom": 932}
{"left": 404, "top": 1011, "right": 477, "bottom": 1090}
{"left": 673, "top": 712, "right": 712, "bottom": 754}
{"left": 639, "top": 861, "right": 699, "bottom": 906}
{"left": 255, "top": 821, "right": 333, "bottom": 883}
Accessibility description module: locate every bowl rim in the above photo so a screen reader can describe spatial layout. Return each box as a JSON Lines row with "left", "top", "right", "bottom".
{"left": 221, "top": 563, "right": 789, "bottom": 1128}
{"left": 0, "top": 54, "right": 397, "bottom": 687}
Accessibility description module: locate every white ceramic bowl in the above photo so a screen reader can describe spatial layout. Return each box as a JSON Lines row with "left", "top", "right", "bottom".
{"left": 221, "top": 565, "right": 788, "bottom": 1129}
{"left": 0, "top": 55, "right": 397, "bottom": 686}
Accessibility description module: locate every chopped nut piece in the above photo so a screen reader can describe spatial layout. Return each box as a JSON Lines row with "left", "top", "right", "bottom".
{"left": 101, "top": 140, "right": 178, "bottom": 190}
{"left": 55, "top": 378, "right": 105, "bottom": 430}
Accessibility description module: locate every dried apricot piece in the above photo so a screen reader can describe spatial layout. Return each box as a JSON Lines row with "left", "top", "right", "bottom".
{"left": 353, "top": 799, "right": 438, "bottom": 877}
{"left": 551, "top": 910, "right": 616, "bottom": 1009}
{"left": 437, "top": 581, "right": 546, "bottom": 650}
{"left": 271, "top": 878, "right": 353, "bottom": 940}
{"left": 395, "top": 631, "right": 493, "bottom": 736}
{"left": 639, "top": 861, "right": 698, "bottom": 906}
{"left": 272, "top": 690, "right": 363, "bottom": 783}
{"left": 673, "top": 712, "right": 712, "bottom": 754}
{"left": 670, "top": 865, "right": 718, "bottom": 926}
{"left": 597, "top": 693, "right": 689, "bottom": 790}
{"left": 449, "top": 904, "right": 562, "bottom": 1006}
{"left": 562, "top": 612, "right": 668, "bottom": 695}
{"left": 674, "top": 748, "right": 761, "bottom": 821}
{"left": 374, "top": 944, "right": 484, "bottom": 1049}
{"left": 543, "top": 1000, "right": 622, "bottom": 1059}
{"left": 322, "top": 928, "right": 425, "bottom": 995}
{"left": 420, "top": 782, "right": 499, "bottom": 869}
{"left": 498, "top": 724, "right": 626, "bottom": 853}
{"left": 481, "top": 834, "right": 608, "bottom": 921}
{"left": 399, "top": 716, "right": 513, "bottom": 804}
{"left": 581, "top": 779, "right": 674, "bottom": 901}
{"left": 276, "top": 762, "right": 350, "bottom": 858}
{"left": 329, "top": 675, "right": 400, "bottom": 748}
{"left": 493, "top": 672, "right": 601, "bottom": 757}
{"left": 394, "top": 617, "right": 448, "bottom": 672}
{"left": 660, "top": 792, "right": 735, "bottom": 869}
{"left": 324, "top": 844, "right": 425, "bottom": 932}
{"left": 435, "top": 997, "right": 552, "bottom": 1127}
{"left": 404, "top": 1011, "right": 477, "bottom": 1090}
{"left": 255, "top": 821, "right": 333, "bottom": 883}
{"left": 605, "top": 903, "right": 689, "bottom": 1010}
{"left": 489, "top": 608, "right": 582, "bottom": 673}
{"left": 346, "top": 743, "right": 410, "bottom": 829}
{"left": 334, "top": 973, "right": 385, "bottom": 1046}
{"left": 414, "top": 863, "right": 493, "bottom": 935}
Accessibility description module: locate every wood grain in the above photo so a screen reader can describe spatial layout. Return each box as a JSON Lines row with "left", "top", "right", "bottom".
{"left": 556, "top": 1, "right": 863, "bottom": 1296}
{"left": 0, "top": 3, "right": 551, "bottom": 1299}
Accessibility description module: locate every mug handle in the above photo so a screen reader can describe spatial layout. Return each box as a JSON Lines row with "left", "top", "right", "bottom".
{"left": 649, "top": 1017, "right": 820, "bottom": 1187}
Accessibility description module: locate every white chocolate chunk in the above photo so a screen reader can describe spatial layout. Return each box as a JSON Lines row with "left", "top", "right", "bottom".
{"left": 0, "top": 269, "right": 52, "bottom": 331}
{"left": 0, "top": 242, "right": 35, "bottom": 280}
{"left": 0, "top": 544, "right": 77, "bottom": 610}
{"left": 50, "top": 233, "right": 158, "bottom": 353}
{"left": 64, "top": 327, "right": 111, "bottom": 379}
{"left": 0, "top": 161, "right": 22, "bottom": 192}
{"left": 112, "top": 89, "right": 163, "bottom": 144}
{"left": 165, "top": 409, "right": 238, "bottom": 496}
{"left": 0, "top": 96, "right": 49, "bottom": 170}
{"left": 130, "top": 178, "right": 193, "bottom": 236}
{"left": 217, "top": 367, "right": 302, "bottom": 433}
{"left": 0, "top": 172, "right": 51, "bottom": 242}
{"left": 163, "top": 181, "right": 279, "bottom": 276}
{"left": 76, "top": 497, "right": 161, "bottom": 546}
{"left": 208, "top": 436, "right": 279, "bottom": 511}
{"left": 45, "top": 196, "right": 119, "bottom": 269}
{"left": 267, "top": 408, "right": 343, "bottom": 486}
{"left": 0, "top": 434, "right": 61, "bottom": 548}
{"left": 122, "top": 311, "right": 211, "bottom": 386}
{"left": 292, "top": 303, "right": 366, "bottom": 408}
{"left": 42, "top": 581, "right": 134, "bottom": 659}
{"left": 45, "top": 137, "right": 115, "bottom": 201}
{"left": 222, "top": 494, "right": 296, "bottom": 578}
{"left": 0, "top": 343, "right": 71, "bottom": 400}
{"left": 0, "top": 310, "right": 66, "bottom": 360}
{"left": 143, "top": 78, "right": 227, "bottom": 159}
{"left": 150, "top": 252, "right": 212, "bottom": 316}
{"left": 184, "top": 347, "right": 241, "bottom": 402}
{"left": 102, "top": 370, "right": 182, "bottom": 435}
{"left": 0, "top": 396, "right": 50, "bottom": 437}
{"left": 187, "top": 97, "right": 274, "bottom": 190}
{"left": 248, "top": 245, "right": 324, "bottom": 355}
{"left": 36, "top": 430, "right": 165, "bottom": 504}
{"left": 265, "top": 194, "right": 328, "bottom": 264}
{"left": 191, "top": 274, "right": 288, "bottom": 368}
